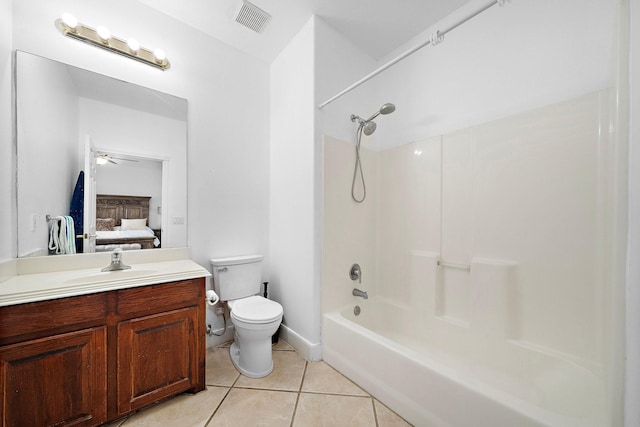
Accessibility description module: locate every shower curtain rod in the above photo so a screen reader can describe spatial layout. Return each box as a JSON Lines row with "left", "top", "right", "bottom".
{"left": 317, "top": 0, "right": 507, "bottom": 110}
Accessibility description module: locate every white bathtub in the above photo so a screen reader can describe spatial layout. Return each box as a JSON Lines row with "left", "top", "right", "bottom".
{"left": 322, "top": 298, "right": 607, "bottom": 427}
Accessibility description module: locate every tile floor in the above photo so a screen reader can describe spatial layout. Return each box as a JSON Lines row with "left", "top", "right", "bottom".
{"left": 106, "top": 340, "right": 412, "bottom": 426}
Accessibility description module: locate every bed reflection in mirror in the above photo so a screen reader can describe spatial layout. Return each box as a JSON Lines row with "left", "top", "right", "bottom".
{"left": 15, "top": 51, "right": 188, "bottom": 257}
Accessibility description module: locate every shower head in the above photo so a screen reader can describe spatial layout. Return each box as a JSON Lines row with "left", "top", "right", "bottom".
{"left": 351, "top": 102, "right": 395, "bottom": 136}
{"left": 362, "top": 121, "right": 377, "bottom": 136}
{"left": 380, "top": 103, "right": 396, "bottom": 115}
{"left": 365, "top": 103, "right": 396, "bottom": 122}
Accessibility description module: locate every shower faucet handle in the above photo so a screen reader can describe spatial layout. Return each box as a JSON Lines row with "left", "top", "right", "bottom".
{"left": 350, "top": 263, "right": 361, "bottom": 284}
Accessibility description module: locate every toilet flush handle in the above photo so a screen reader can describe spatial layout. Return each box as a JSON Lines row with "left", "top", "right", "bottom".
{"left": 217, "top": 267, "right": 228, "bottom": 273}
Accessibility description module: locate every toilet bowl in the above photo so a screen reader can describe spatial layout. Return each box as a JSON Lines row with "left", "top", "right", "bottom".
{"left": 228, "top": 295, "right": 283, "bottom": 377}
{"left": 210, "top": 255, "right": 283, "bottom": 378}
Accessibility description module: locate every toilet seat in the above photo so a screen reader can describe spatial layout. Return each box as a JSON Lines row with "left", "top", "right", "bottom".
{"left": 229, "top": 295, "right": 283, "bottom": 324}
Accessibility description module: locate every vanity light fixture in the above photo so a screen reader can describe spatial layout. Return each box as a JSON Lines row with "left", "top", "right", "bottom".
{"left": 55, "top": 13, "right": 170, "bottom": 70}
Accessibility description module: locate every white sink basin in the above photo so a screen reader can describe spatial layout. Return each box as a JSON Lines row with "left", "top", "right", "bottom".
{"left": 63, "top": 269, "right": 158, "bottom": 285}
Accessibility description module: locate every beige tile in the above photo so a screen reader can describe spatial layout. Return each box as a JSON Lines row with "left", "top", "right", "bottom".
{"left": 272, "top": 339, "right": 295, "bottom": 351}
{"left": 374, "top": 400, "right": 413, "bottom": 427}
{"left": 208, "top": 388, "right": 296, "bottom": 427}
{"left": 301, "top": 361, "right": 368, "bottom": 396}
{"left": 206, "top": 347, "right": 240, "bottom": 387}
{"left": 234, "top": 350, "right": 306, "bottom": 391}
{"left": 102, "top": 416, "right": 130, "bottom": 427}
{"left": 293, "top": 393, "right": 375, "bottom": 427}
{"left": 122, "top": 387, "right": 228, "bottom": 427}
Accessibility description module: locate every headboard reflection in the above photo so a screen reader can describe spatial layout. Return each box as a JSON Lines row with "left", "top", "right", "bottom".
{"left": 95, "top": 195, "right": 158, "bottom": 250}
{"left": 96, "top": 194, "right": 150, "bottom": 226}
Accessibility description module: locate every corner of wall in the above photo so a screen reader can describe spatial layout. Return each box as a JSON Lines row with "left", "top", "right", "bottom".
{"left": 624, "top": 1, "right": 639, "bottom": 425}
{"left": 0, "top": 0, "right": 15, "bottom": 261}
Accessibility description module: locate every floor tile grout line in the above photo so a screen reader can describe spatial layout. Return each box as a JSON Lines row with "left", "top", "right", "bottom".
{"left": 371, "top": 397, "right": 380, "bottom": 427}
{"left": 231, "top": 386, "right": 300, "bottom": 394}
{"left": 289, "top": 360, "right": 308, "bottom": 427}
{"left": 204, "top": 385, "right": 233, "bottom": 427}
{"left": 206, "top": 345, "right": 411, "bottom": 426}
{"left": 322, "top": 359, "right": 370, "bottom": 393}
{"left": 298, "top": 360, "right": 309, "bottom": 392}
{"left": 124, "top": 346, "right": 411, "bottom": 427}
{"left": 296, "top": 390, "right": 371, "bottom": 398}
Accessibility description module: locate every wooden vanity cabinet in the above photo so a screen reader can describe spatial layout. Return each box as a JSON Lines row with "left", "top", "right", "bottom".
{"left": 0, "top": 277, "right": 206, "bottom": 427}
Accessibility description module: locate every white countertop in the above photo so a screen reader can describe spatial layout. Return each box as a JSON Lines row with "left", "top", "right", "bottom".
{"left": 0, "top": 248, "right": 211, "bottom": 307}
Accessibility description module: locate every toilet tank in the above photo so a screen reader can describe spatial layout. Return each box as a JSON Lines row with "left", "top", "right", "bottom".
{"left": 210, "top": 255, "right": 264, "bottom": 301}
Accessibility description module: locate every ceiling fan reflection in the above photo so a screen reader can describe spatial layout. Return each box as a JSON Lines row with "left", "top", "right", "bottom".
{"left": 96, "top": 154, "right": 139, "bottom": 165}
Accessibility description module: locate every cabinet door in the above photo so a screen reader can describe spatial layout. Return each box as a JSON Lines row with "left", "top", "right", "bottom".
{"left": 0, "top": 327, "right": 107, "bottom": 427}
{"left": 117, "top": 307, "right": 198, "bottom": 414}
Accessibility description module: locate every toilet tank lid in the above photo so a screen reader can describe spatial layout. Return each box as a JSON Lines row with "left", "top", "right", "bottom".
{"left": 210, "top": 254, "right": 264, "bottom": 266}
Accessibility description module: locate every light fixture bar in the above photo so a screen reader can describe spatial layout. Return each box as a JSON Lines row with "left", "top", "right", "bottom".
{"left": 55, "top": 15, "right": 170, "bottom": 71}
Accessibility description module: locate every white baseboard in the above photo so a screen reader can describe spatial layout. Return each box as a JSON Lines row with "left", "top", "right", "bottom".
{"left": 279, "top": 324, "right": 322, "bottom": 361}
{"left": 205, "top": 321, "right": 322, "bottom": 362}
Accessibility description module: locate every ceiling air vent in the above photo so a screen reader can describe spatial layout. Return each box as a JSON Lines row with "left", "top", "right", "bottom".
{"left": 233, "top": 0, "right": 272, "bottom": 34}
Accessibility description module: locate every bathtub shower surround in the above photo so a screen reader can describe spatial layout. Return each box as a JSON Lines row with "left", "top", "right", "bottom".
{"left": 322, "top": 90, "right": 614, "bottom": 426}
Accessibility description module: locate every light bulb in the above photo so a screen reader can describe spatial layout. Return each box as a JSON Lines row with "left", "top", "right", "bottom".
{"left": 127, "top": 38, "right": 140, "bottom": 53}
{"left": 61, "top": 12, "right": 78, "bottom": 30}
{"left": 96, "top": 25, "right": 111, "bottom": 42}
{"left": 96, "top": 157, "right": 108, "bottom": 165}
{"left": 153, "top": 48, "right": 166, "bottom": 63}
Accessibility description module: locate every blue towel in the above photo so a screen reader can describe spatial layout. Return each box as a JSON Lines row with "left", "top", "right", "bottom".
{"left": 69, "top": 171, "right": 84, "bottom": 252}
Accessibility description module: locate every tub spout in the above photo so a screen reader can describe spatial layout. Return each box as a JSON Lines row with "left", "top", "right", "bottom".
{"left": 352, "top": 288, "right": 368, "bottom": 299}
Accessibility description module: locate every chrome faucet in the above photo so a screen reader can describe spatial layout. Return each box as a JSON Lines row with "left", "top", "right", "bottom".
{"left": 350, "top": 263, "right": 361, "bottom": 283}
{"left": 101, "top": 248, "right": 131, "bottom": 272}
{"left": 352, "top": 288, "right": 368, "bottom": 300}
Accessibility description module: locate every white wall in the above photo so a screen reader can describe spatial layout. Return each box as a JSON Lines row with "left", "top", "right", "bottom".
{"left": 10, "top": 0, "right": 270, "bottom": 269}
{"left": 16, "top": 52, "right": 79, "bottom": 256}
{"left": 10, "top": 0, "right": 270, "bottom": 347}
{"left": 269, "top": 17, "right": 320, "bottom": 359}
{"left": 626, "top": 0, "right": 639, "bottom": 425}
{"left": 315, "top": 18, "right": 378, "bottom": 146}
{"left": 314, "top": 18, "right": 383, "bottom": 331}
{"left": 347, "top": 0, "right": 617, "bottom": 151}
{"left": 321, "top": 136, "right": 379, "bottom": 313}
{"left": 0, "top": 0, "right": 14, "bottom": 261}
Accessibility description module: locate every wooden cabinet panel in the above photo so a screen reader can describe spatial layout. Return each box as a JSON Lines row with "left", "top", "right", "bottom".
{"left": 116, "top": 280, "right": 201, "bottom": 317}
{"left": 0, "top": 293, "right": 107, "bottom": 346}
{"left": 0, "top": 277, "right": 205, "bottom": 426}
{"left": 0, "top": 327, "right": 107, "bottom": 427}
{"left": 117, "top": 307, "right": 198, "bottom": 414}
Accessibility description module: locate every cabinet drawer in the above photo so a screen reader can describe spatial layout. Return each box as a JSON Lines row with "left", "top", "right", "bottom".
{"left": 0, "top": 293, "right": 107, "bottom": 345}
{"left": 116, "top": 279, "right": 202, "bottom": 317}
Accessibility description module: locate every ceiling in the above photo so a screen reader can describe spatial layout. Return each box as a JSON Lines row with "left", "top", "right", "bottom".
{"left": 136, "top": 0, "right": 471, "bottom": 63}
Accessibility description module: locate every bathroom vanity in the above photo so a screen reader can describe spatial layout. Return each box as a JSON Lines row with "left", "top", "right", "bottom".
{"left": 0, "top": 248, "right": 210, "bottom": 426}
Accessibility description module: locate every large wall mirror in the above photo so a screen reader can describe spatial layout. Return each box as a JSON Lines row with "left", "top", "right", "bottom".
{"left": 15, "top": 51, "right": 188, "bottom": 257}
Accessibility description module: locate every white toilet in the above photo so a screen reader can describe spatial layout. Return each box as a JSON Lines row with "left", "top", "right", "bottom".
{"left": 210, "top": 255, "right": 283, "bottom": 378}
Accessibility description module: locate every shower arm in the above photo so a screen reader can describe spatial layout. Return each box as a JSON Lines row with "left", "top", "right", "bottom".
{"left": 365, "top": 111, "right": 381, "bottom": 122}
